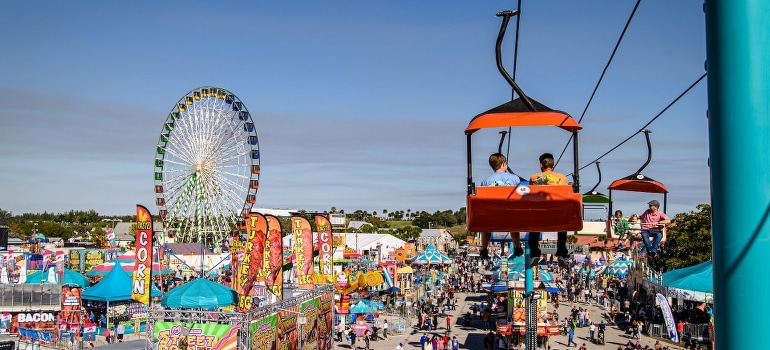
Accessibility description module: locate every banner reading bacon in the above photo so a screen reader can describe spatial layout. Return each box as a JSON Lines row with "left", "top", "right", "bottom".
{"left": 238, "top": 213, "right": 267, "bottom": 311}
{"left": 265, "top": 215, "right": 283, "bottom": 300}
{"left": 132, "top": 205, "right": 153, "bottom": 306}
{"left": 314, "top": 215, "right": 333, "bottom": 284}
{"left": 291, "top": 216, "right": 315, "bottom": 289}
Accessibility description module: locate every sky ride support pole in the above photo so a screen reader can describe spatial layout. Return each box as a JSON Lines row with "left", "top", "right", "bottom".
{"left": 524, "top": 236, "right": 536, "bottom": 350}
{"left": 706, "top": 1, "right": 770, "bottom": 349}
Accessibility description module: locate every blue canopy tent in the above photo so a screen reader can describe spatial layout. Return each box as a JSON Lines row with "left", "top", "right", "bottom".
{"left": 349, "top": 300, "right": 375, "bottom": 314}
{"left": 161, "top": 278, "right": 236, "bottom": 309}
{"left": 604, "top": 260, "right": 635, "bottom": 278}
{"left": 25, "top": 267, "right": 90, "bottom": 288}
{"left": 82, "top": 266, "right": 144, "bottom": 332}
{"left": 662, "top": 260, "right": 711, "bottom": 286}
{"left": 663, "top": 261, "right": 713, "bottom": 302}
{"left": 410, "top": 245, "right": 452, "bottom": 265}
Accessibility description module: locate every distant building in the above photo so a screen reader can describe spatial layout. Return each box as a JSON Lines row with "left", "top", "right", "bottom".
{"left": 418, "top": 229, "right": 453, "bottom": 251}
{"left": 250, "top": 207, "right": 299, "bottom": 218}
{"left": 112, "top": 222, "right": 165, "bottom": 247}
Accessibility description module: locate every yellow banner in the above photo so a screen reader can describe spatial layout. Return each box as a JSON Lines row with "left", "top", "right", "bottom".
{"left": 132, "top": 205, "right": 153, "bottom": 306}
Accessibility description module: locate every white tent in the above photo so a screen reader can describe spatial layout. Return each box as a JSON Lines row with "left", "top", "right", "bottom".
{"left": 332, "top": 233, "right": 405, "bottom": 261}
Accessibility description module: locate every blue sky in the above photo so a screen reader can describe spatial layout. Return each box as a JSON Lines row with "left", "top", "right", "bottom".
{"left": 0, "top": 1, "right": 709, "bottom": 218}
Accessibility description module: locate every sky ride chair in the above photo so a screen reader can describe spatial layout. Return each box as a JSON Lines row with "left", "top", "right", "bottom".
{"left": 605, "top": 129, "right": 669, "bottom": 246}
{"left": 577, "top": 162, "right": 614, "bottom": 237}
{"left": 465, "top": 11, "right": 583, "bottom": 235}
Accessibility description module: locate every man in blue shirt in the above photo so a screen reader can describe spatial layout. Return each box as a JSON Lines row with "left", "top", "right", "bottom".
{"left": 420, "top": 333, "right": 430, "bottom": 350}
{"left": 478, "top": 153, "right": 522, "bottom": 260}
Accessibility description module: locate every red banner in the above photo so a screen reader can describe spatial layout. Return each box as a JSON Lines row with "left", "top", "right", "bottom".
{"left": 291, "top": 216, "right": 315, "bottom": 289}
{"left": 238, "top": 213, "right": 267, "bottom": 311}
{"left": 265, "top": 215, "right": 283, "bottom": 300}
{"left": 132, "top": 205, "right": 153, "bottom": 305}
{"left": 314, "top": 215, "right": 333, "bottom": 284}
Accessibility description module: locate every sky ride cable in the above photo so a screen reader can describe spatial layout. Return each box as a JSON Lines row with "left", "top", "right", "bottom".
{"left": 567, "top": 72, "right": 708, "bottom": 177}
{"left": 555, "top": 0, "right": 642, "bottom": 167}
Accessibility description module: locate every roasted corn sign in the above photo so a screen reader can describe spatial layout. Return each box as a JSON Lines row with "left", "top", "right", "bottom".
{"left": 132, "top": 205, "right": 153, "bottom": 306}
{"left": 314, "top": 215, "right": 333, "bottom": 284}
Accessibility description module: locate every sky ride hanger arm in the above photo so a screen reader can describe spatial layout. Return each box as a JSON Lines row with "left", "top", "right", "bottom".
{"left": 495, "top": 10, "right": 536, "bottom": 112}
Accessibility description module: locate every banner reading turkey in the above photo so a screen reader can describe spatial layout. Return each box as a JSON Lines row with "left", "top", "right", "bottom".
{"left": 264, "top": 215, "right": 283, "bottom": 300}
{"left": 238, "top": 213, "right": 267, "bottom": 311}
{"left": 314, "top": 215, "right": 333, "bottom": 284}
{"left": 291, "top": 216, "right": 315, "bottom": 289}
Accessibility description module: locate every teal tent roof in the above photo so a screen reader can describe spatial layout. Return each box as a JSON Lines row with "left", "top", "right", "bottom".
{"left": 410, "top": 245, "right": 452, "bottom": 265}
{"left": 25, "top": 267, "right": 90, "bottom": 288}
{"left": 81, "top": 265, "right": 134, "bottom": 301}
{"left": 662, "top": 260, "right": 711, "bottom": 284}
{"left": 663, "top": 260, "right": 712, "bottom": 294}
{"left": 160, "top": 278, "right": 236, "bottom": 309}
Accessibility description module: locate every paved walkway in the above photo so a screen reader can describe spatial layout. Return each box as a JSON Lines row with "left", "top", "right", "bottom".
{"left": 335, "top": 282, "right": 690, "bottom": 350}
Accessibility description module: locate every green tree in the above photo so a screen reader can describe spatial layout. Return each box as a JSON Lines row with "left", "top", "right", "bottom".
{"left": 0, "top": 208, "right": 12, "bottom": 225}
{"left": 655, "top": 204, "right": 712, "bottom": 271}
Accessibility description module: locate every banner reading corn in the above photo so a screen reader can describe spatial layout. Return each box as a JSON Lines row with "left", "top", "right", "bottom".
{"left": 132, "top": 204, "right": 153, "bottom": 306}
{"left": 314, "top": 215, "right": 333, "bottom": 284}
{"left": 265, "top": 214, "right": 283, "bottom": 300}
{"left": 291, "top": 216, "right": 315, "bottom": 289}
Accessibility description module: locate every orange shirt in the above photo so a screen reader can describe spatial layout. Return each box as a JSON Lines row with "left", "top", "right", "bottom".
{"left": 529, "top": 170, "right": 568, "bottom": 185}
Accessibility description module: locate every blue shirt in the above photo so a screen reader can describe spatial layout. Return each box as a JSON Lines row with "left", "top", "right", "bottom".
{"left": 480, "top": 172, "right": 521, "bottom": 187}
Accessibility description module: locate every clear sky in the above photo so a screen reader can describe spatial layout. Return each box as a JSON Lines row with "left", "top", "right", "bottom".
{"left": 0, "top": 1, "right": 709, "bottom": 219}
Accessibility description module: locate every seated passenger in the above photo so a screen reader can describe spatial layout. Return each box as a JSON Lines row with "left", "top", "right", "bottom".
{"left": 478, "top": 153, "right": 522, "bottom": 260}
{"left": 528, "top": 153, "right": 570, "bottom": 269}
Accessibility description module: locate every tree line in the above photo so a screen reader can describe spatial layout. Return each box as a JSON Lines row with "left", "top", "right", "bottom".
{"left": 0, "top": 205, "right": 712, "bottom": 272}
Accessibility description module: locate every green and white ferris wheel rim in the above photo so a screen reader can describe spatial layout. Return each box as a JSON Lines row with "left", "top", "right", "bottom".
{"left": 153, "top": 86, "right": 260, "bottom": 248}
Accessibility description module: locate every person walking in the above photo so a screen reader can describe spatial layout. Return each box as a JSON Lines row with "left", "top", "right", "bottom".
{"left": 451, "top": 336, "right": 460, "bottom": 350}
{"left": 420, "top": 333, "right": 430, "bottom": 350}
{"left": 567, "top": 325, "right": 578, "bottom": 347}
{"left": 446, "top": 315, "right": 451, "bottom": 331}
{"left": 116, "top": 322, "right": 125, "bottom": 342}
{"left": 383, "top": 319, "right": 389, "bottom": 339}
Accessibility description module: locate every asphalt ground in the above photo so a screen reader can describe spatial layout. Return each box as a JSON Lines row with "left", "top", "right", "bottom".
{"left": 334, "top": 286, "right": 690, "bottom": 350}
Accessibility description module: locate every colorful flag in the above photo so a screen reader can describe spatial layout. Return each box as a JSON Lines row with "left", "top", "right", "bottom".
{"left": 314, "top": 215, "right": 333, "bottom": 284}
{"left": 106, "top": 230, "right": 116, "bottom": 248}
{"left": 265, "top": 215, "right": 283, "bottom": 300}
{"left": 291, "top": 216, "right": 315, "bottom": 289}
{"left": 656, "top": 293, "right": 679, "bottom": 343}
{"left": 237, "top": 213, "right": 267, "bottom": 311}
{"left": 132, "top": 205, "right": 153, "bottom": 306}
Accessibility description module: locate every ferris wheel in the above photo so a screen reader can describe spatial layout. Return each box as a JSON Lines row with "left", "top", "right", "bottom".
{"left": 153, "top": 86, "right": 260, "bottom": 249}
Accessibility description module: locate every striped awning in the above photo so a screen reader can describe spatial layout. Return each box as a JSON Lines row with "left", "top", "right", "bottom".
{"left": 164, "top": 243, "right": 212, "bottom": 255}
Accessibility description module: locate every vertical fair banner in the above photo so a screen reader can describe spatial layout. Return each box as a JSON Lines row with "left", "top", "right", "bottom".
{"left": 313, "top": 215, "right": 333, "bottom": 284}
{"left": 132, "top": 205, "right": 153, "bottom": 305}
{"left": 265, "top": 215, "right": 283, "bottom": 300}
{"left": 291, "top": 216, "right": 315, "bottom": 289}
{"left": 238, "top": 213, "right": 267, "bottom": 311}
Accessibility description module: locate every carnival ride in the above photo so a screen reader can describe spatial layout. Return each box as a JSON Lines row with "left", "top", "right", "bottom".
{"left": 153, "top": 86, "right": 260, "bottom": 250}
{"left": 606, "top": 129, "right": 670, "bottom": 243}
{"left": 464, "top": 10, "right": 584, "bottom": 350}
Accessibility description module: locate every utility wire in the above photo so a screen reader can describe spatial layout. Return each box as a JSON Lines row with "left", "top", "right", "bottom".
{"left": 556, "top": 0, "right": 642, "bottom": 167}
{"left": 567, "top": 73, "right": 707, "bottom": 177}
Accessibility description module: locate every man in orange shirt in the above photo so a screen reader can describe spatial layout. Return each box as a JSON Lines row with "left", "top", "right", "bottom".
{"left": 528, "top": 153, "right": 570, "bottom": 269}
